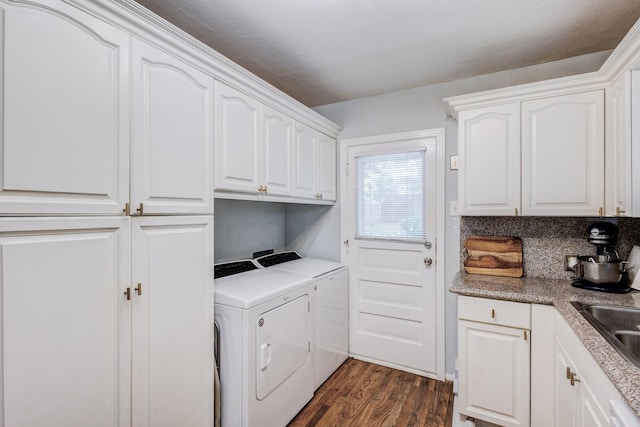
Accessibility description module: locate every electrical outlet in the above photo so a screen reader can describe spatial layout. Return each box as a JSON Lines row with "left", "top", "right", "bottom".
{"left": 564, "top": 255, "right": 578, "bottom": 271}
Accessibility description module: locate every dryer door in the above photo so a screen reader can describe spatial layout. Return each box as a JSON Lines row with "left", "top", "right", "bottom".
{"left": 256, "top": 294, "right": 310, "bottom": 400}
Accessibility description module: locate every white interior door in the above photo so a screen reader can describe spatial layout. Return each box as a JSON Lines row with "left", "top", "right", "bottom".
{"left": 345, "top": 135, "right": 438, "bottom": 377}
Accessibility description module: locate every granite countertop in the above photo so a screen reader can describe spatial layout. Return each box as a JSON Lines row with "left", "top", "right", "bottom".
{"left": 450, "top": 272, "right": 640, "bottom": 418}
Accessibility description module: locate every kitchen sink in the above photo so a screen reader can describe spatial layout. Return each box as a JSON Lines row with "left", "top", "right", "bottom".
{"left": 571, "top": 301, "right": 640, "bottom": 368}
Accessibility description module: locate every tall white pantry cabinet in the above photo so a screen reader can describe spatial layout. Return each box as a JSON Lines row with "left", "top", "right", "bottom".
{"left": 0, "top": 1, "right": 214, "bottom": 426}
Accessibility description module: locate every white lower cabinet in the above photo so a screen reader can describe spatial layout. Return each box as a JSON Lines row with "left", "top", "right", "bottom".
{"left": 457, "top": 296, "right": 531, "bottom": 427}
{"left": 531, "top": 305, "right": 622, "bottom": 427}
{"left": 0, "top": 217, "right": 132, "bottom": 426}
{"left": 131, "top": 215, "right": 214, "bottom": 427}
{"left": 0, "top": 216, "right": 214, "bottom": 427}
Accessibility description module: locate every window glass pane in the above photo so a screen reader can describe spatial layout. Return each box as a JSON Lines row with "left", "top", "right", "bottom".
{"left": 355, "top": 150, "right": 425, "bottom": 242}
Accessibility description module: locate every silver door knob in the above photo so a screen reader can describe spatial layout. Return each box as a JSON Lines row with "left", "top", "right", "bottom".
{"left": 424, "top": 257, "right": 433, "bottom": 266}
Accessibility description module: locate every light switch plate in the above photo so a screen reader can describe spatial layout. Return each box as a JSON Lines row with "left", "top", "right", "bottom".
{"left": 450, "top": 200, "right": 459, "bottom": 216}
{"left": 450, "top": 155, "right": 459, "bottom": 170}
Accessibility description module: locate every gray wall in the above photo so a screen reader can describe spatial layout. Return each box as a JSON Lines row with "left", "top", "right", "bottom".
{"left": 214, "top": 199, "right": 341, "bottom": 262}
{"left": 313, "top": 50, "right": 611, "bottom": 376}
{"left": 214, "top": 199, "right": 286, "bottom": 262}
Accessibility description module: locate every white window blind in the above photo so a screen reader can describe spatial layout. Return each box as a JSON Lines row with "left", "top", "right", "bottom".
{"left": 355, "top": 150, "right": 425, "bottom": 242}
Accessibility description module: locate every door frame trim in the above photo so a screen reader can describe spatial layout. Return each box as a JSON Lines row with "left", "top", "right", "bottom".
{"left": 339, "top": 128, "right": 446, "bottom": 380}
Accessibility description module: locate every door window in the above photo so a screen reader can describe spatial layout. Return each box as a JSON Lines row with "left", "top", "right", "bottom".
{"left": 355, "top": 150, "right": 425, "bottom": 242}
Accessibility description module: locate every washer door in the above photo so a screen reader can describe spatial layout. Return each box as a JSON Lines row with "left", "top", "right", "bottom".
{"left": 255, "top": 294, "right": 310, "bottom": 400}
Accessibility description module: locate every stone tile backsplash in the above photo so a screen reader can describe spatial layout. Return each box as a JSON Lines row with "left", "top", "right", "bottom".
{"left": 460, "top": 216, "right": 640, "bottom": 279}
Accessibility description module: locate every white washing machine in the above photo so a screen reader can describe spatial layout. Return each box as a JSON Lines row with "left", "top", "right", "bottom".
{"left": 214, "top": 259, "right": 314, "bottom": 427}
{"left": 255, "top": 251, "right": 348, "bottom": 389}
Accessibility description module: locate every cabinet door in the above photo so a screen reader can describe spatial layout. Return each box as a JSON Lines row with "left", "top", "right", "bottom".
{"left": 131, "top": 40, "right": 214, "bottom": 215}
{"left": 457, "top": 103, "right": 521, "bottom": 215}
{"left": 522, "top": 90, "right": 604, "bottom": 216}
{"left": 317, "top": 134, "right": 337, "bottom": 201}
{"left": 458, "top": 320, "right": 530, "bottom": 427}
{"left": 131, "top": 216, "right": 214, "bottom": 427}
{"left": 262, "top": 105, "right": 293, "bottom": 196}
{"left": 0, "top": 217, "right": 131, "bottom": 427}
{"left": 606, "top": 72, "right": 632, "bottom": 217}
{"left": 215, "top": 82, "right": 261, "bottom": 193}
{"left": 554, "top": 337, "right": 578, "bottom": 427}
{"left": 293, "top": 122, "right": 318, "bottom": 199}
{"left": 0, "top": 1, "right": 129, "bottom": 215}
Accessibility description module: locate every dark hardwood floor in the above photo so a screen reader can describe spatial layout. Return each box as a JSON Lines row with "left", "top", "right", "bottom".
{"left": 289, "top": 358, "right": 454, "bottom": 427}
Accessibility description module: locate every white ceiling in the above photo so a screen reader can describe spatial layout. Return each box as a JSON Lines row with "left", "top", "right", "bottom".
{"left": 134, "top": 0, "right": 640, "bottom": 107}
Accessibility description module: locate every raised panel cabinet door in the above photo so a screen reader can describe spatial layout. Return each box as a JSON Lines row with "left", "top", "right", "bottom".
{"left": 131, "top": 40, "right": 214, "bottom": 215}
{"left": 0, "top": 217, "right": 131, "bottom": 427}
{"left": 131, "top": 216, "right": 214, "bottom": 427}
{"left": 457, "top": 103, "right": 521, "bottom": 216}
{"left": 293, "top": 122, "right": 318, "bottom": 199}
{"left": 261, "top": 105, "right": 293, "bottom": 196}
{"left": 215, "top": 81, "right": 261, "bottom": 193}
{"left": 576, "top": 379, "right": 609, "bottom": 427}
{"left": 0, "top": 1, "right": 129, "bottom": 215}
{"left": 554, "top": 338, "right": 578, "bottom": 427}
{"left": 458, "top": 320, "right": 530, "bottom": 427}
{"left": 317, "top": 134, "right": 337, "bottom": 201}
{"left": 605, "top": 72, "right": 632, "bottom": 217}
{"left": 522, "top": 90, "right": 605, "bottom": 216}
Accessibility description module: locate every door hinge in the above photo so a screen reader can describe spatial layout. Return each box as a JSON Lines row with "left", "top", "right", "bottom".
{"left": 308, "top": 301, "right": 310, "bottom": 312}
{"left": 346, "top": 163, "right": 349, "bottom": 176}
{"left": 524, "top": 330, "right": 528, "bottom": 341}
{"left": 308, "top": 341, "right": 311, "bottom": 352}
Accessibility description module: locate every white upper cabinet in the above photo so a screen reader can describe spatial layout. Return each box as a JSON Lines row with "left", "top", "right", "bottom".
{"left": 131, "top": 39, "right": 214, "bottom": 215}
{"left": 261, "top": 105, "right": 294, "bottom": 196}
{"left": 293, "top": 122, "right": 318, "bottom": 199}
{"left": 606, "top": 72, "right": 632, "bottom": 217}
{"left": 522, "top": 90, "right": 605, "bottom": 216}
{"left": 455, "top": 90, "right": 605, "bottom": 216}
{"left": 214, "top": 81, "right": 261, "bottom": 193}
{"left": 0, "top": 0, "right": 129, "bottom": 215}
{"left": 317, "top": 133, "right": 337, "bottom": 202}
{"left": 292, "top": 123, "right": 336, "bottom": 202}
{"left": 458, "top": 103, "right": 521, "bottom": 216}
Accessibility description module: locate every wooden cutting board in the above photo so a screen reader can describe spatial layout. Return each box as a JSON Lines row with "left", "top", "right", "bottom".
{"left": 464, "top": 236, "right": 523, "bottom": 277}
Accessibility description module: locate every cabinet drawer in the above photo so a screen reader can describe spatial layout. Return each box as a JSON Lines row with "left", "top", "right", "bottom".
{"left": 459, "top": 296, "right": 531, "bottom": 329}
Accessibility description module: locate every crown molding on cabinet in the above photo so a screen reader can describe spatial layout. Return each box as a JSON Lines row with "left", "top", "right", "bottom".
{"left": 444, "top": 17, "right": 640, "bottom": 118}
{"left": 60, "top": 0, "right": 341, "bottom": 137}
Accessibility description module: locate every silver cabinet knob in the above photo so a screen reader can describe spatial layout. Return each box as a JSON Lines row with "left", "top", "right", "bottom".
{"left": 424, "top": 257, "right": 433, "bottom": 266}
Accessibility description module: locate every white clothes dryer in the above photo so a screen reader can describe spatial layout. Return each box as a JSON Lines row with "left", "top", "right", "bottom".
{"left": 214, "top": 259, "right": 314, "bottom": 427}
{"left": 255, "top": 251, "right": 348, "bottom": 389}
